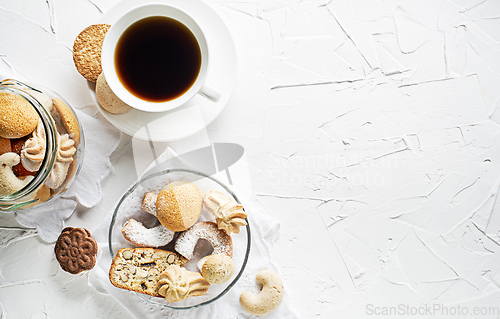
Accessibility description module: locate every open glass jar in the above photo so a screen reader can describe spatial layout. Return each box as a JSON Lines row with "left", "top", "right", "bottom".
{"left": 0, "top": 79, "right": 84, "bottom": 211}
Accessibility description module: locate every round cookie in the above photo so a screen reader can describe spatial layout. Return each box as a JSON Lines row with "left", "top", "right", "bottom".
{"left": 0, "top": 92, "right": 38, "bottom": 139}
{"left": 199, "top": 254, "right": 235, "bottom": 284}
{"left": 73, "top": 24, "right": 111, "bottom": 82}
{"left": 54, "top": 227, "right": 98, "bottom": 274}
{"left": 52, "top": 97, "right": 80, "bottom": 147}
{"left": 156, "top": 181, "right": 203, "bottom": 232}
{"left": 95, "top": 73, "right": 132, "bottom": 114}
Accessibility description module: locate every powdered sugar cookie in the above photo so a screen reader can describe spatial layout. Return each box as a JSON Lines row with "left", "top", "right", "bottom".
{"left": 175, "top": 221, "right": 233, "bottom": 260}
{"left": 121, "top": 219, "right": 175, "bottom": 248}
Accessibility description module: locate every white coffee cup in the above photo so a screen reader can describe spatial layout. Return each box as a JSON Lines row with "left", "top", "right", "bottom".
{"left": 101, "top": 3, "right": 220, "bottom": 113}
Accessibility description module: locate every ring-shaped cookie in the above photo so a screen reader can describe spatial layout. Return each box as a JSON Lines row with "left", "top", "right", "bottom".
{"left": 174, "top": 221, "right": 232, "bottom": 260}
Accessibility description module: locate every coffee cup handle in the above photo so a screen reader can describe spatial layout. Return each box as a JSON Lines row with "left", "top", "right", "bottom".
{"left": 199, "top": 83, "right": 221, "bottom": 103}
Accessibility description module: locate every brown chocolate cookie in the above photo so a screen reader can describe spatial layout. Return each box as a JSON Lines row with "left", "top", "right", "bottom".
{"left": 54, "top": 227, "right": 98, "bottom": 274}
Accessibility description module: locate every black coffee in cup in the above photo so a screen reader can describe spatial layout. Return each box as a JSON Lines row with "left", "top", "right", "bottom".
{"left": 114, "top": 16, "right": 202, "bottom": 103}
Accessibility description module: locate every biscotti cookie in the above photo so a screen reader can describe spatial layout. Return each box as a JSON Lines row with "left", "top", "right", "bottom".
{"left": 109, "top": 248, "right": 186, "bottom": 297}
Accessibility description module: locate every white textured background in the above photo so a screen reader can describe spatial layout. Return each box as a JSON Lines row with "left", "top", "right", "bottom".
{"left": 2, "top": 0, "right": 500, "bottom": 318}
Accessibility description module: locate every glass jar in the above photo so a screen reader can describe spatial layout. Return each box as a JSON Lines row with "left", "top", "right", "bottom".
{"left": 0, "top": 79, "right": 84, "bottom": 211}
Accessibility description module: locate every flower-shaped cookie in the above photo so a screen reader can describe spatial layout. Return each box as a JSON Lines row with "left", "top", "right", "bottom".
{"left": 54, "top": 227, "right": 97, "bottom": 274}
{"left": 203, "top": 190, "right": 248, "bottom": 234}
{"left": 156, "top": 265, "right": 210, "bottom": 302}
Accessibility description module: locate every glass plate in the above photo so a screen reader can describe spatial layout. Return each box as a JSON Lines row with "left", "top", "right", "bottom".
{"left": 108, "top": 168, "right": 251, "bottom": 309}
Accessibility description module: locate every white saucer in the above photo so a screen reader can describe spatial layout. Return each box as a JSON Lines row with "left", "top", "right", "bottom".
{"left": 88, "top": 0, "right": 237, "bottom": 142}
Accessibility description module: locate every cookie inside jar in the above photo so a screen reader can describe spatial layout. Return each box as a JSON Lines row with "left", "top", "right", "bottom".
{"left": 0, "top": 79, "right": 84, "bottom": 211}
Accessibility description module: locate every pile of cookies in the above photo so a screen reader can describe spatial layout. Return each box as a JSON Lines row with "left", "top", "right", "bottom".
{"left": 109, "top": 181, "right": 248, "bottom": 303}
{"left": 0, "top": 81, "right": 80, "bottom": 207}
{"left": 73, "top": 24, "right": 132, "bottom": 114}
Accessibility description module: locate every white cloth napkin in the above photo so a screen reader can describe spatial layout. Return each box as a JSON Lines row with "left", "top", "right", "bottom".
{"left": 89, "top": 147, "right": 300, "bottom": 319}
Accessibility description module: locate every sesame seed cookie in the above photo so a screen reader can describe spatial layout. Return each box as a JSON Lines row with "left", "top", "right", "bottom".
{"left": 73, "top": 24, "right": 111, "bottom": 82}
